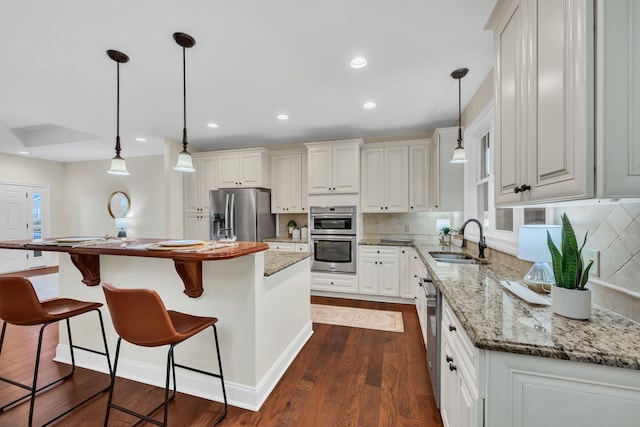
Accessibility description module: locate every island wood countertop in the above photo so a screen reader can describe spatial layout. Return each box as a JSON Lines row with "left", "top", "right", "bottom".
{"left": 0, "top": 238, "right": 268, "bottom": 298}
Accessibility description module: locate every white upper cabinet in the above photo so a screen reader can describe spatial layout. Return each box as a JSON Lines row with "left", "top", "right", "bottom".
{"left": 490, "top": 0, "right": 595, "bottom": 205}
{"left": 596, "top": 0, "right": 640, "bottom": 197}
{"left": 305, "top": 139, "right": 362, "bottom": 194}
{"left": 218, "top": 148, "right": 270, "bottom": 188}
{"left": 361, "top": 144, "right": 409, "bottom": 212}
{"left": 409, "top": 142, "right": 431, "bottom": 212}
{"left": 431, "top": 128, "right": 464, "bottom": 211}
{"left": 183, "top": 153, "right": 217, "bottom": 214}
{"left": 270, "top": 151, "right": 306, "bottom": 213}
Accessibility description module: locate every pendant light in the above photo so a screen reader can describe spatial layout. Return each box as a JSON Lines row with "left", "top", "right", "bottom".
{"left": 174, "top": 32, "right": 196, "bottom": 172}
{"left": 107, "top": 50, "right": 130, "bottom": 175}
{"left": 450, "top": 67, "right": 469, "bottom": 164}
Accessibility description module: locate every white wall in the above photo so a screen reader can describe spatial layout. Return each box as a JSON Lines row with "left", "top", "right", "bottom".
{"left": 64, "top": 155, "right": 168, "bottom": 238}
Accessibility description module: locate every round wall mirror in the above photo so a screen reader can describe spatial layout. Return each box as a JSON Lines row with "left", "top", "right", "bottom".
{"left": 108, "top": 191, "right": 131, "bottom": 218}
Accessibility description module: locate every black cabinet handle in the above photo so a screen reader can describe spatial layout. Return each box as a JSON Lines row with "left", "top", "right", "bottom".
{"left": 449, "top": 363, "right": 457, "bottom": 372}
{"left": 449, "top": 324, "right": 457, "bottom": 332}
{"left": 446, "top": 355, "right": 453, "bottom": 363}
{"left": 514, "top": 184, "right": 531, "bottom": 194}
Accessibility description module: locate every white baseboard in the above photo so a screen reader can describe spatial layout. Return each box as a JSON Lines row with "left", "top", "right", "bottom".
{"left": 55, "top": 321, "right": 313, "bottom": 412}
{"left": 311, "top": 290, "right": 414, "bottom": 305}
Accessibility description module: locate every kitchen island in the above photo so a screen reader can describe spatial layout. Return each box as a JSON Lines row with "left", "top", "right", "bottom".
{"left": 0, "top": 238, "right": 312, "bottom": 411}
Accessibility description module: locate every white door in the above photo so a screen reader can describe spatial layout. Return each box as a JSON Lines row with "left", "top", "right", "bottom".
{"left": 0, "top": 184, "right": 28, "bottom": 272}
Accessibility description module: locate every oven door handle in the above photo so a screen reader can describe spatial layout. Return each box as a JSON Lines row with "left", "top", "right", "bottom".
{"left": 311, "top": 235, "right": 355, "bottom": 241}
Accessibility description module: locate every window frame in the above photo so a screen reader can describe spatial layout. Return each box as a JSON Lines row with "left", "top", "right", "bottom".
{"left": 462, "top": 103, "right": 553, "bottom": 256}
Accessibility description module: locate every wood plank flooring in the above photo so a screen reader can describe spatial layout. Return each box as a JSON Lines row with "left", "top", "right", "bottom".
{"left": 0, "top": 289, "right": 442, "bottom": 426}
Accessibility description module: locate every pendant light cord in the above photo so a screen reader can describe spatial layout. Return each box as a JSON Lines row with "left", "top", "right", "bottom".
{"left": 457, "top": 77, "right": 462, "bottom": 145}
{"left": 115, "top": 61, "right": 121, "bottom": 156}
{"left": 182, "top": 46, "right": 188, "bottom": 150}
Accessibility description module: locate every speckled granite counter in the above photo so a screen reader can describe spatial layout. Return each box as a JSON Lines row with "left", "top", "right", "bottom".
{"left": 264, "top": 251, "right": 310, "bottom": 276}
{"left": 360, "top": 238, "right": 640, "bottom": 370}
{"left": 411, "top": 244, "right": 640, "bottom": 370}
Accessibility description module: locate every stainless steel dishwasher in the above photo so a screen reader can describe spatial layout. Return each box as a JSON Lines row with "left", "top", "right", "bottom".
{"left": 423, "top": 274, "right": 441, "bottom": 408}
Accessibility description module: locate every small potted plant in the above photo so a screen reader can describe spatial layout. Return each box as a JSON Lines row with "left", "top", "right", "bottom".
{"left": 287, "top": 220, "right": 297, "bottom": 238}
{"left": 439, "top": 226, "right": 452, "bottom": 245}
{"left": 547, "top": 213, "right": 594, "bottom": 320}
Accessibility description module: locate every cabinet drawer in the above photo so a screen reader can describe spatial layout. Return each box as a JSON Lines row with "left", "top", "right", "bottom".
{"left": 267, "top": 242, "right": 295, "bottom": 251}
{"left": 360, "top": 245, "right": 399, "bottom": 257}
{"left": 294, "top": 243, "right": 309, "bottom": 252}
{"left": 311, "top": 273, "right": 358, "bottom": 294}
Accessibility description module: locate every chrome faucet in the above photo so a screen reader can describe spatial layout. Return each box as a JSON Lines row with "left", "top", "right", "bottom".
{"left": 459, "top": 219, "right": 487, "bottom": 258}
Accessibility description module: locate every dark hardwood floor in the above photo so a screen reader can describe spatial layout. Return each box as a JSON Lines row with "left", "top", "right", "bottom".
{"left": 0, "top": 282, "right": 442, "bottom": 426}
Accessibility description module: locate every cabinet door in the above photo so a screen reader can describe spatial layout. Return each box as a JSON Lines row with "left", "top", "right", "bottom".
{"left": 358, "top": 257, "right": 379, "bottom": 294}
{"left": 361, "top": 148, "right": 385, "bottom": 212}
{"left": 409, "top": 144, "right": 430, "bottom": 211}
{"left": 384, "top": 146, "right": 409, "bottom": 212}
{"left": 307, "top": 147, "right": 333, "bottom": 194}
{"left": 494, "top": 1, "right": 526, "bottom": 205}
{"left": 200, "top": 156, "right": 217, "bottom": 206}
{"left": 332, "top": 144, "right": 360, "bottom": 193}
{"left": 218, "top": 153, "right": 239, "bottom": 188}
{"left": 301, "top": 153, "right": 308, "bottom": 213}
{"left": 271, "top": 155, "right": 289, "bottom": 213}
{"left": 440, "top": 336, "right": 456, "bottom": 427}
{"left": 399, "top": 248, "right": 415, "bottom": 299}
{"left": 183, "top": 158, "right": 201, "bottom": 213}
{"left": 378, "top": 257, "right": 400, "bottom": 296}
{"left": 287, "top": 155, "right": 303, "bottom": 212}
{"left": 526, "top": 0, "right": 594, "bottom": 202}
{"left": 456, "top": 372, "right": 480, "bottom": 427}
{"left": 597, "top": 0, "right": 640, "bottom": 197}
{"left": 184, "top": 214, "right": 209, "bottom": 241}
{"left": 238, "top": 152, "right": 262, "bottom": 187}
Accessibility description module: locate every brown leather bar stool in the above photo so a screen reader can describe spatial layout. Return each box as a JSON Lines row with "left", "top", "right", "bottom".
{"left": 0, "top": 276, "right": 112, "bottom": 427}
{"left": 102, "top": 283, "right": 227, "bottom": 427}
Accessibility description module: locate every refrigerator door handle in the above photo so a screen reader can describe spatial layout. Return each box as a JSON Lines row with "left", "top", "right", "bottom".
{"left": 224, "top": 194, "right": 230, "bottom": 231}
{"left": 229, "top": 194, "right": 235, "bottom": 238}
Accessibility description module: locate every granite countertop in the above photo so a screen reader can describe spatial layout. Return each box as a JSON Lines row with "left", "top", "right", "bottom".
{"left": 359, "top": 238, "right": 416, "bottom": 247}
{"left": 263, "top": 237, "right": 309, "bottom": 244}
{"left": 360, "top": 238, "right": 640, "bottom": 370}
{"left": 409, "top": 244, "right": 640, "bottom": 370}
{"left": 263, "top": 251, "right": 310, "bottom": 276}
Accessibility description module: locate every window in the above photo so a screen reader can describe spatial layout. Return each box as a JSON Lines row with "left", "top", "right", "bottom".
{"left": 463, "top": 104, "right": 552, "bottom": 255}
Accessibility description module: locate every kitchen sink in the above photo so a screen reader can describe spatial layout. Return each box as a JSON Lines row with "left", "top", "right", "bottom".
{"left": 429, "top": 252, "right": 485, "bottom": 264}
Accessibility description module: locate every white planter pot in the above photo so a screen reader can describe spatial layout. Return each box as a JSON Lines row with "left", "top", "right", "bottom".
{"left": 551, "top": 286, "right": 592, "bottom": 320}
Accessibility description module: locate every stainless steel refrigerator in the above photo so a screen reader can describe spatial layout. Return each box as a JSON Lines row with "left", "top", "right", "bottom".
{"left": 209, "top": 188, "right": 276, "bottom": 242}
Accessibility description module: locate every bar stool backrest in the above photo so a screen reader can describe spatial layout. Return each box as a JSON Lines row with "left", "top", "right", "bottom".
{"left": 0, "top": 277, "right": 50, "bottom": 326}
{"left": 102, "top": 283, "right": 179, "bottom": 347}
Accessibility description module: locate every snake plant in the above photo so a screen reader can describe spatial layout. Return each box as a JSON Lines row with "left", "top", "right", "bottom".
{"left": 547, "top": 213, "right": 593, "bottom": 290}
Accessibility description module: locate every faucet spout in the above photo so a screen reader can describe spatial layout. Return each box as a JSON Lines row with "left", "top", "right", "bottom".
{"left": 459, "top": 219, "right": 487, "bottom": 258}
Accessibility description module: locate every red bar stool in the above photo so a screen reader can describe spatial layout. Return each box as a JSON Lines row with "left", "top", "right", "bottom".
{"left": 101, "top": 282, "right": 227, "bottom": 427}
{"left": 0, "top": 276, "right": 112, "bottom": 427}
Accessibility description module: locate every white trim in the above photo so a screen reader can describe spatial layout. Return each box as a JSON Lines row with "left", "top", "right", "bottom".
{"left": 55, "top": 321, "right": 313, "bottom": 412}
{"left": 589, "top": 278, "right": 640, "bottom": 301}
{"left": 311, "top": 290, "right": 414, "bottom": 305}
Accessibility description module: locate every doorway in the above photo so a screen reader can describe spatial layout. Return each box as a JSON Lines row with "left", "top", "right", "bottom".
{"left": 0, "top": 183, "right": 52, "bottom": 273}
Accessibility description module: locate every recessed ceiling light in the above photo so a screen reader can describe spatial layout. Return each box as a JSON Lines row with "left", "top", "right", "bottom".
{"left": 363, "top": 102, "right": 376, "bottom": 109}
{"left": 350, "top": 57, "right": 367, "bottom": 69}
{"left": 18, "top": 150, "right": 31, "bottom": 155}
{"left": 277, "top": 114, "right": 289, "bottom": 120}
{"left": 135, "top": 137, "right": 147, "bottom": 142}
{"left": 207, "top": 122, "right": 219, "bottom": 128}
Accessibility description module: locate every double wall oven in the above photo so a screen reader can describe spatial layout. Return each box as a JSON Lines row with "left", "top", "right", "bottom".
{"left": 309, "top": 206, "right": 357, "bottom": 274}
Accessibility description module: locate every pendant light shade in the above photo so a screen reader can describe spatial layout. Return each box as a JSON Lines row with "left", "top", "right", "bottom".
{"left": 450, "top": 67, "right": 469, "bottom": 164}
{"left": 107, "top": 49, "right": 130, "bottom": 175}
{"left": 173, "top": 32, "right": 196, "bottom": 173}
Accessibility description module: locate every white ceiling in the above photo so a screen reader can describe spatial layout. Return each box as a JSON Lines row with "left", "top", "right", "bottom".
{"left": 0, "top": 0, "right": 496, "bottom": 163}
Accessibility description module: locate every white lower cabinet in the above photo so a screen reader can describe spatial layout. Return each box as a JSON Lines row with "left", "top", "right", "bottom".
{"left": 310, "top": 273, "right": 358, "bottom": 294}
{"left": 440, "top": 298, "right": 483, "bottom": 427}
{"left": 399, "top": 247, "right": 416, "bottom": 299}
{"left": 441, "top": 297, "right": 640, "bottom": 427}
{"left": 184, "top": 212, "right": 210, "bottom": 240}
{"left": 358, "top": 246, "right": 400, "bottom": 296}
